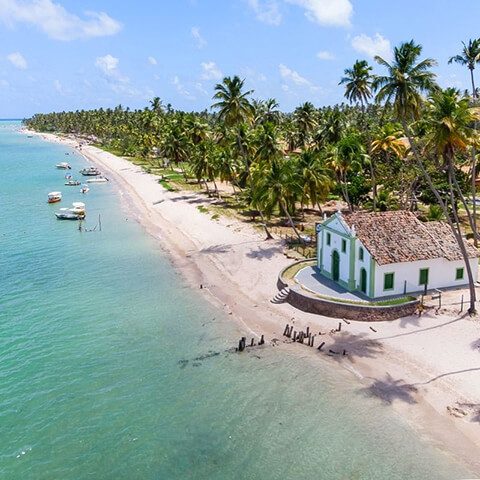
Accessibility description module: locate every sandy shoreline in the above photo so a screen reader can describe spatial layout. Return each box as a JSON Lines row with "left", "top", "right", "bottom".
{"left": 27, "top": 128, "right": 480, "bottom": 474}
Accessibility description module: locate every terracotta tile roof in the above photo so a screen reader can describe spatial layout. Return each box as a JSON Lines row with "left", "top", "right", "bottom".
{"left": 341, "top": 211, "right": 478, "bottom": 266}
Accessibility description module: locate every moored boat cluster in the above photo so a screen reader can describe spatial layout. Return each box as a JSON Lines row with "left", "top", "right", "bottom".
{"left": 48, "top": 157, "right": 109, "bottom": 220}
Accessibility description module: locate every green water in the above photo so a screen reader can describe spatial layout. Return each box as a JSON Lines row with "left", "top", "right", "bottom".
{"left": 0, "top": 122, "right": 475, "bottom": 479}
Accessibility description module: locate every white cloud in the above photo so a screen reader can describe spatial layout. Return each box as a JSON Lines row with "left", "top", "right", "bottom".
{"left": 173, "top": 76, "right": 195, "bottom": 100}
{"left": 7, "top": 51, "right": 27, "bottom": 69}
{"left": 0, "top": 0, "right": 122, "bottom": 41}
{"left": 53, "top": 79, "right": 66, "bottom": 94}
{"left": 0, "top": 79, "right": 10, "bottom": 88}
{"left": 247, "top": 0, "right": 282, "bottom": 26}
{"left": 351, "top": 33, "right": 392, "bottom": 60}
{"left": 95, "top": 54, "right": 142, "bottom": 97}
{"left": 279, "top": 63, "right": 320, "bottom": 94}
{"left": 317, "top": 50, "right": 334, "bottom": 60}
{"left": 285, "top": 0, "right": 352, "bottom": 27}
{"left": 95, "top": 54, "right": 119, "bottom": 76}
{"left": 279, "top": 63, "right": 310, "bottom": 87}
{"left": 200, "top": 61, "right": 223, "bottom": 81}
{"left": 148, "top": 56, "right": 157, "bottom": 66}
{"left": 191, "top": 26, "right": 207, "bottom": 49}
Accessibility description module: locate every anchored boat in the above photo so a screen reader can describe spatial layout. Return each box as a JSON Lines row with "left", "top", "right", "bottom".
{"left": 47, "top": 191, "right": 62, "bottom": 203}
{"left": 86, "top": 176, "right": 109, "bottom": 183}
{"left": 55, "top": 202, "right": 86, "bottom": 220}
{"left": 56, "top": 162, "right": 71, "bottom": 169}
{"left": 65, "top": 180, "right": 81, "bottom": 186}
{"left": 79, "top": 166, "right": 101, "bottom": 176}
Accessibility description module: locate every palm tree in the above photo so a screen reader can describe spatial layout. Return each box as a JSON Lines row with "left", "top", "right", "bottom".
{"left": 293, "top": 102, "right": 317, "bottom": 149}
{"left": 448, "top": 39, "right": 480, "bottom": 98}
{"left": 449, "top": 38, "right": 480, "bottom": 248}
{"left": 295, "top": 150, "right": 332, "bottom": 214}
{"left": 371, "top": 123, "right": 407, "bottom": 159}
{"left": 327, "top": 133, "right": 367, "bottom": 212}
{"left": 339, "top": 60, "right": 373, "bottom": 111}
{"left": 149, "top": 96, "right": 164, "bottom": 115}
{"left": 212, "top": 76, "right": 253, "bottom": 127}
{"left": 251, "top": 157, "right": 303, "bottom": 241}
{"left": 374, "top": 40, "right": 438, "bottom": 121}
{"left": 375, "top": 42, "right": 479, "bottom": 313}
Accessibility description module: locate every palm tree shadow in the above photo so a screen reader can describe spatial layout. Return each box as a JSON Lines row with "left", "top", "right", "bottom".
{"left": 360, "top": 373, "right": 418, "bottom": 405}
{"left": 457, "top": 403, "right": 480, "bottom": 423}
{"left": 470, "top": 339, "right": 480, "bottom": 352}
{"left": 327, "top": 332, "right": 384, "bottom": 363}
{"left": 399, "top": 315, "right": 422, "bottom": 329}
{"left": 246, "top": 245, "right": 283, "bottom": 260}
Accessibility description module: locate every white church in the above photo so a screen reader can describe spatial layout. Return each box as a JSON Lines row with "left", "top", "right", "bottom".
{"left": 316, "top": 211, "right": 479, "bottom": 298}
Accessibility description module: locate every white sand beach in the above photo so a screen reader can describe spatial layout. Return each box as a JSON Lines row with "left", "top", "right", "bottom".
{"left": 30, "top": 130, "right": 480, "bottom": 473}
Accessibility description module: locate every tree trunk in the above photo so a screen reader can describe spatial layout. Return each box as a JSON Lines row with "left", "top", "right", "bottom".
{"left": 280, "top": 200, "right": 304, "bottom": 244}
{"left": 447, "top": 165, "right": 477, "bottom": 314}
{"left": 470, "top": 67, "right": 477, "bottom": 99}
{"left": 452, "top": 166, "right": 477, "bottom": 242}
{"left": 316, "top": 201, "right": 324, "bottom": 216}
{"left": 370, "top": 158, "right": 377, "bottom": 212}
{"left": 258, "top": 210, "right": 273, "bottom": 240}
{"left": 402, "top": 120, "right": 476, "bottom": 313}
{"left": 471, "top": 146, "right": 478, "bottom": 247}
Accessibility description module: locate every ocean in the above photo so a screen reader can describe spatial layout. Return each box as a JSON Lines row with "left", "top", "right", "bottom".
{"left": 0, "top": 121, "right": 474, "bottom": 479}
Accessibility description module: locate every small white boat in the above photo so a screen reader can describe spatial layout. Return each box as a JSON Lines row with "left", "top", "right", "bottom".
{"left": 80, "top": 166, "right": 101, "bottom": 176}
{"left": 47, "top": 191, "right": 62, "bottom": 203}
{"left": 55, "top": 202, "right": 86, "bottom": 220}
{"left": 86, "top": 176, "right": 109, "bottom": 183}
{"left": 80, "top": 185, "right": 90, "bottom": 194}
{"left": 71, "top": 202, "right": 86, "bottom": 214}
{"left": 56, "top": 162, "right": 71, "bottom": 169}
{"left": 65, "top": 180, "right": 81, "bottom": 186}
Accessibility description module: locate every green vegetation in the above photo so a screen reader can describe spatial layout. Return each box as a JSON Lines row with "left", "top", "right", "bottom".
{"left": 24, "top": 37, "right": 480, "bottom": 313}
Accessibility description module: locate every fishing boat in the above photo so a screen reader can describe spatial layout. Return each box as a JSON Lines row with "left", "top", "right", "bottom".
{"left": 55, "top": 202, "right": 86, "bottom": 220}
{"left": 55, "top": 209, "right": 85, "bottom": 220}
{"left": 47, "top": 191, "right": 62, "bottom": 203}
{"left": 86, "top": 176, "right": 109, "bottom": 183}
{"left": 80, "top": 185, "right": 89, "bottom": 194}
{"left": 79, "top": 166, "right": 101, "bottom": 176}
{"left": 65, "top": 180, "right": 81, "bottom": 186}
{"left": 71, "top": 202, "right": 86, "bottom": 214}
{"left": 56, "top": 162, "right": 71, "bottom": 169}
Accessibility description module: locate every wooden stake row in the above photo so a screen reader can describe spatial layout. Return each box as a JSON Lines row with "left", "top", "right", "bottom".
{"left": 236, "top": 334, "right": 265, "bottom": 352}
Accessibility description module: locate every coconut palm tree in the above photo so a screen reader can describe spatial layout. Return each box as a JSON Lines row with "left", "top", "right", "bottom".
{"left": 339, "top": 60, "right": 373, "bottom": 111}
{"left": 375, "top": 42, "right": 479, "bottom": 313}
{"left": 327, "top": 133, "right": 367, "bottom": 212}
{"left": 374, "top": 40, "right": 438, "bottom": 121}
{"left": 448, "top": 39, "right": 480, "bottom": 98}
{"left": 251, "top": 157, "right": 303, "bottom": 241}
{"left": 295, "top": 149, "right": 332, "bottom": 214}
{"left": 449, "top": 38, "right": 480, "bottom": 247}
{"left": 212, "top": 76, "right": 253, "bottom": 127}
{"left": 371, "top": 123, "right": 407, "bottom": 159}
{"left": 293, "top": 102, "right": 317, "bottom": 149}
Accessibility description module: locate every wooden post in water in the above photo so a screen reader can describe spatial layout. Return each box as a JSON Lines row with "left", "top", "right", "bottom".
{"left": 250, "top": 338, "right": 254, "bottom": 347}
{"left": 337, "top": 322, "right": 342, "bottom": 332}
{"left": 306, "top": 326, "right": 310, "bottom": 337}
{"left": 317, "top": 341, "right": 325, "bottom": 351}
{"left": 259, "top": 334, "right": 265, "bottom": 345}
{"left": 98, "top": 214, "right": 102, "bottom": 232}
{"left": 293, "top": 331, "right": 297, "bottom": 341}
{"left": 461, "top": 295, "right": 464, "bottom": 312}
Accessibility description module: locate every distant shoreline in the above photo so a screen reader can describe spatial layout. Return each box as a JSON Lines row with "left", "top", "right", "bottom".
{"left": 23, "top": 126, "right": 480, "bottom": 475}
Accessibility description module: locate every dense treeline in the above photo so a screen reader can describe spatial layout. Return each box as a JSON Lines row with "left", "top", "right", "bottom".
{"left": 25, "top": 39, "right": 480, "bottom": 312}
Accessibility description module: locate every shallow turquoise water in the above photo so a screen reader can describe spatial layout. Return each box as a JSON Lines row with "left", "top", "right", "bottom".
{"left": 0, "top": 121, "right": 475, "bottom": 479}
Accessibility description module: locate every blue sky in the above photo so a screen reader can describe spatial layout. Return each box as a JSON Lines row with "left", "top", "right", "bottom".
{"left": 0, "top": 0, "right": 479, "bottom": 117}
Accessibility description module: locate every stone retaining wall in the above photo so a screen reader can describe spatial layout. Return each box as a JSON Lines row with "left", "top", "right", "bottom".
{"left": 278, "top": 260, "right": 419, "bottom": 322}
